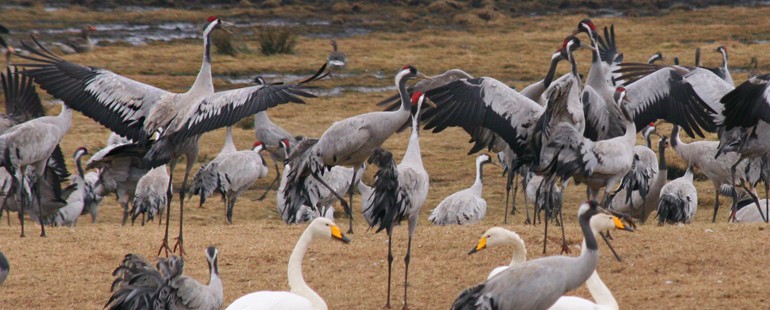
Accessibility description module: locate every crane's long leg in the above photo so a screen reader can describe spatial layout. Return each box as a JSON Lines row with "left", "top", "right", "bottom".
{"left": 558, "top": 182, "right": 569, "bottom": 254}
{"left": 345, "top": 167, "right": 359, "bottom": 234}
{"left": 402, "top": 218, "right": 417, "bottom": 310}
{"left": 120, "top": 192, "right": 129, "bottom": 226}
{"left": 523, "top": 173, "right": 532, "bottom": 225}
{"left": 257, "top": 158, "right": 281, "bottom": 201}
{"left": 226, "top": 195, "right": 239, "bottom": 224}
{"left": 15, "top": 169, "right": 24, "bottom": 237}
{"left": 385, "top": 230, "right": 394, "bottom": 309}
{"left": 158, "top": 160, "right": 176, "bottom": 257}
{"left": 310, "top": 170, "right": 352, "bottom": 233}
{"left": 600, "top": 232, "right": 623, "bottom": 262}
{"left": 711, "top": 190, "right": 719, "bottom": 223}
{"left": 34, "top": 174, "right": 45, "bottom": 237}
{"left": 765, "top": 180, "right": 769, "bottom": 223}
{"left": 503, "top": 168, "right": 514, "bottom": 224}
{"left": 727, "top": 159, "right": 743, "bottom": 222}
{"left": 742, "top": 185, "right": 767, "bottom": 222}
{"left": 511, "top": 173, "right": 520, "bottom": 215}
{"left": 173, "top": 158, "right": 195, "bottom": 256}
{"left": 0, "top": 193, "right": 9, "bottom": 226}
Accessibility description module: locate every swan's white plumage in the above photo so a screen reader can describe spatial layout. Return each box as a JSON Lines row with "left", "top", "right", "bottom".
{"left": 225, "top": 291, "right": 312, "bottom": 310}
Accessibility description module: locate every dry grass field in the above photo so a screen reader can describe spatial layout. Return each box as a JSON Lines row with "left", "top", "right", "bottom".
{"left": 1, "top": 4, "right": 770, "bottom": 309}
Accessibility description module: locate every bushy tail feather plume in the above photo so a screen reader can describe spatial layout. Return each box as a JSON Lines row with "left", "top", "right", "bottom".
{"left": 657, "top": 194, "right": 687, "bottom": 224}
{"left": 365, "top": 148, "right": 408, "bottom": 234}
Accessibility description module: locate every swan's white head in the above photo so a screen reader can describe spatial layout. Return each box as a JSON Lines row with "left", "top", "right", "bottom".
{"left": 308, "top": 218, "right": 351, "bottom": 244}
{"left": 468, "top": 227, "right": 522, "bottom": 255}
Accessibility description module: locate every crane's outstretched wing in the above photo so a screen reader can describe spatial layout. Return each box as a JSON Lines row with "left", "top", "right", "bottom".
{"left": 16, "top": 37, "right": 169, "bottom": 143}
{"left": 1, "top": 67, "right": 44, "bottom": 121}
{"left": 616, "top": 64, "right": 717, "bottom": 138}
{"left": 720, "top": 74, "right": 770, "bottom": 130}
{"left": 422, "top": 77, "right": 544, "bottom": 158}
{"left": 168, "top": 84, "right": 315, "bottom": 143}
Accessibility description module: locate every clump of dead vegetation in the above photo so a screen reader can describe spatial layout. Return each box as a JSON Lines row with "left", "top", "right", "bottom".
{"left": 257, "top": 26, "right": 297, "bottom": 55}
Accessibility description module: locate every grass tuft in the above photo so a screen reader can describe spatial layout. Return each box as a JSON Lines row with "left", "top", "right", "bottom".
{"left": 257, "top": 26, "right": 297, "bottom": 55}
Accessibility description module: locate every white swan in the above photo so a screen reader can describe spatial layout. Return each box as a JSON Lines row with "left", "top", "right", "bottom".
{"left": 226, "top": 218, "right": 351, "bottom": 310}
{"left": 468, "top": 225, "right": 619, "bottom": 310}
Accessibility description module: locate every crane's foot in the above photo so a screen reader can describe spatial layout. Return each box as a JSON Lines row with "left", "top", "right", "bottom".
{"left": 560, "top": 242, "right": 570, "bottom": 254}
{"left": 524, "top": 218, "right": 532, "bottom": 225}
{"left": 401, "top": 304, "right": 410, "bottom": 310}
{"left": 157, "top": 237, "right": 172, "bottom": 257}
{"left": 173, "top": 235, "right": 186, "bottom": 256}
{"left": 605, "top": 231, "right": 614, "bottom": 240}
{"left": 383, "top": 303, "right": 391, "bottom": 309}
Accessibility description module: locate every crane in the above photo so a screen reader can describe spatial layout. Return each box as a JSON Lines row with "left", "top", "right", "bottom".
{"left": 365, "top": 92, "right": 430, "bottom": 309}
{"left": 18, "top": 16, "right": 323, "bottom": 255}
{"left": 216, "top": 141, "right": 269, "bottom": 224}
{"left": 86, "top": 134, "right": 148, "bottom": 225}
{"left": 451, "top": 201, "right": 633, "bottom": 310}
{"left": 106, "top": 246, "right": 223, "bottom": 310}
{"left": 189, "top": 126, "right": 238, "bottom": 208}
{"left": 611, "top": 135, "right": 669, "bottom": 223}
{"left": 51, "top": 147, "right": 89, "bottom": 227}
{"left": 657, "top": 166, "right": 698, "bottom": 224}
{"left": 131, "top": 165, "right": 170, "bottom": 225}
{"left": 282, "top": 66, "right": 423, "bottom": 233}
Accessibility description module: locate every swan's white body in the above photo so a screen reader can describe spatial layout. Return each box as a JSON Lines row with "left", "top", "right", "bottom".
{"left": 226, "top": 218, "right": 349, "bottom": 310}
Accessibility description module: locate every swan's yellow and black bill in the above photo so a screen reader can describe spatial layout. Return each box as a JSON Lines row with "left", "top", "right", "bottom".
{"left": 468, "top": 237, "right": 487, "bottom": 255}
{"left": 612, "top": 216, "right": 634, "bottom": 232}
{"left": 331, "top": 225, "right": 351, "bottom": 244}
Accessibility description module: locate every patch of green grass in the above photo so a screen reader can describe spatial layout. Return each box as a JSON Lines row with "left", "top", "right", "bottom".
{"left": 257, "top": 26, "right": 297, "bottom": 56}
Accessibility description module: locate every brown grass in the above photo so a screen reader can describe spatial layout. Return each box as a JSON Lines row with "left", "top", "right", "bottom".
{"left": 1, "top": 5, "right": 770, "bottom": 310}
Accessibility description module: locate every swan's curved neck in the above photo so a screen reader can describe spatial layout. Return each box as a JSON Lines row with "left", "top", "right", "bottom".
{"left": 288, "top": 230, "right": 327, "bottom": 310}
{"left": 505, "top": 232, "right": 527, "bottom": 266}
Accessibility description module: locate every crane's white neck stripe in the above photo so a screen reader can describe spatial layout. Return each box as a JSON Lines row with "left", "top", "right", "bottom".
{"left": 394, "top": 69, "right": 410, "bottom": 87}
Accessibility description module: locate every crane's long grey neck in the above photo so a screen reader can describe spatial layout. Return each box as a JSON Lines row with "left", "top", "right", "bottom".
{"left": 288, "top": 230, "right": 327, "bottom": 310}
{"left": 224, "top": 126, "right": 234, "bottom": 148}
{"left": 189, "top": 22, "right": 216, "bottom": 94}
{"left": 566, "top": 211, "right": 599, "bottom": 292}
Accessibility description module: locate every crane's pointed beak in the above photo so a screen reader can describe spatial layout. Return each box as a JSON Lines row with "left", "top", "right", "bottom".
{"left": 424, "top": 98, "right": 436, "bottom": 108}
{"left": 417, "top": 72, "right": 431, "bottom": 80}
{"left": 220, "top": 21, "right": 235, "bottom": 34}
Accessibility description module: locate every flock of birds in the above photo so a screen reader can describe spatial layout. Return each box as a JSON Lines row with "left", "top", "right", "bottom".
{"left": 0, "top": 15, "right": 768, "bottom": 309}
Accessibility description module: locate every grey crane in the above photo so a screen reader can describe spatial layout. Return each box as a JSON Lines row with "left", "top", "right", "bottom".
{"left": 716, "top": 73, "right": 770, "bottom": 222}
{"left": 54, "top": 25, "right": 96, "bottom": 54}
{"left": 671, "top": 124, "right": 747, "bottom": 222}
{"left": 611, "top": 135, "right": 669, "bottom": 223}
{"left": 573, "top": 19, "right": 627, "bottom": 141}
{"left": 252, "top": 99, "right": 298, "bottom": 200}
{"left": 18, "top": 16, "right": 322, "bottom": 255}
{"left": 714, "top": 46, "right": 734, "bottom": 87}
{"left": 216, "top": 141, "right": 269, "bottom": 224}
{"left": 451, "top": 201, "right": 632, "bottom": 310}
{"left": 657, "top": 166, "right": 698, "bottom": 224}
{"left": 0, "top": 250, "right": 7, "bottom": 286}
{"left": 86, "top": 135, "right": 148, "bottom": 225}
{"left": 106, "top": 246, "right": 223, "bottom": 310}
{"left": 51, "top": 147, "right": 89, "bottom": 227}
{"left": 429, "top": 154, "right": 495, "bottom": 225}
{"left": 80, "top": 170, "right": 103, "bottom": 223}
{"left": 468, "top": 227, "right": 621, "bottom": 310}
{"left": 0, "top": 90, "right": 71, "bottom": 237}
{"left": 606, "top": 124, "right": 659, "bottom": 219}
{"left": 326, "top": 39, "right": 346, "bottom": 77}
{"left": 365, "top": 92, "right": 430, "bottom": 309}
{"left": 188, "top": 126, "right": 237, "bottom": 208}
{"left": 131, "top": 165, "right": 170, "bottom": 225}
{"left": 282, "top": 65, "right": 423, "bottom": 233}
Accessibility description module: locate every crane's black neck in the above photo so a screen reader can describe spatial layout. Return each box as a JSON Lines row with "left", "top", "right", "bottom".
{"left": 695, "top": 48, "right": 702, "bottom": 67}
{"left": 645, "top": 132, "right": 653, "bottom": 149}
{"left": 578, "top": 205, "right": 599, "bottom": 251}
{"left": 476, "top": 160, "right": 485, "bottom": 183}
{"left": 209, "top": 256, "right": 219, "bottom": 275}
{"left": 75, "top": 155, "right": 84, "bottom": 178}
{"left": 543, "top": 55, "right": 560, "bottom": 89}
{"left": 658, "top": 140, "right": 667, "bottom": 170}
{"left": 398, "top": 77, "right": 411, "bottom": 112}
{"left": 569, "top": 52, "right": 579, "bottom": 79}
{"left": 671, "top": 125, "right": 680, "bottom": 148}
